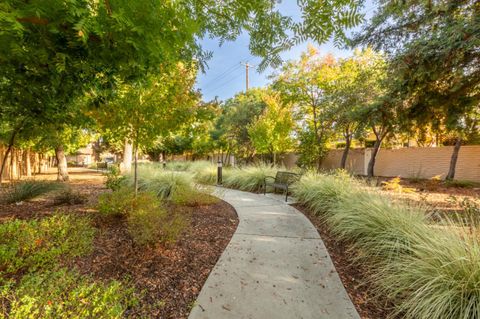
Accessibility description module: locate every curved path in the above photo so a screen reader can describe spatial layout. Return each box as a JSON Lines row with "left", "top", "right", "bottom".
{"left": 189, "top": 188, "right": 360, "bottom": 319}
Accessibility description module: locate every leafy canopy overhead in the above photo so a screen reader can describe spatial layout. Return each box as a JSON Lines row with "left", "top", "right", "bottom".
{"left": 354, "top": 0, "right": 480, "bottom": 131}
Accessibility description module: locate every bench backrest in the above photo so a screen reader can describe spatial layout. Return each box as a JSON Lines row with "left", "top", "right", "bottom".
{"left": 274, "top": 171, "right": 300, "bottom": 185}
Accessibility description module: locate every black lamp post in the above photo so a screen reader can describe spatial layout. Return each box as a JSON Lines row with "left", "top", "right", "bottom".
{"left": 217, "top": 160, "right": 223, "bottom": 185}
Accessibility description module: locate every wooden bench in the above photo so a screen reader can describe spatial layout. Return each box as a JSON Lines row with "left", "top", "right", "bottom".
{"left": 264, "top": 171, "right": 301, "bottom": 202}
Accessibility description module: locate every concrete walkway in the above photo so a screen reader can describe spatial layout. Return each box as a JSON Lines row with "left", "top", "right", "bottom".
{"left": 189, "top": 188, "right": 360, "bottom": 319}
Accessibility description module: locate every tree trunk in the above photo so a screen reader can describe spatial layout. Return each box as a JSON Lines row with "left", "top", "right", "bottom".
{"left": 55, "top": 145, "right": 70, "bottom": 181}
{"left": 25, "top": 148, "right": 32, "bottom": 177}
{"left": 11, "top": 149, "right": 18, "bottom": 180}
{"left": 340, "top": 136, "right": 351, "bottom": 169}
{"left": 446, "top": 138, "right": 462, "bottom": 180}
{"left": 367, "top": 138, "right": 383, "bottom": 178}
{"left": 122, "top": 140, "right": 133, "bottom": 173}
{"left": 133, "top": 142, "right": 138, "bottom": 195}
{"left": 0, "top": 131, "right": 18, "bottom": 183}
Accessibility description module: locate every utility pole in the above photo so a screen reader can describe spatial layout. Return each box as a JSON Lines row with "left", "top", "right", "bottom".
{"left": 241, "top": 62, "right": 254, "bottom": 92}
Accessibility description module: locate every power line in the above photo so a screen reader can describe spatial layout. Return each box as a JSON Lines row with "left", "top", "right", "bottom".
{"left": 202, "top": 63, "right": 242, "bottom": 88}
{"left": 207, "top": 71, "right": 244, "bottom": 94}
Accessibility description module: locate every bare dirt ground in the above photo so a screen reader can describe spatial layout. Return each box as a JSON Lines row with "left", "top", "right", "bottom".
{"left": 375, "top": 176, "right": 480, "bottom": 215}
{"left": 0, "top": 167, "right": 239, "bottom": 318}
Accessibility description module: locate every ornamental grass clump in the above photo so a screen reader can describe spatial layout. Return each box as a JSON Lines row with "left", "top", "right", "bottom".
{"left": 222, "top": 164, "right": 277, "bottom": 192}
{"left": 2, "top": 181, "right": 65, "bottom": 203}
{"left": 293, "top": 171, "right": 480, "bottom": 319}
{"left": 378, "top": 221, "right": 480, "bottom": 319}
{"left": 124, "top": 166, "right": 195, "bottom": 199}
{"left": 292, "top": 170, "right": 358, "bottom": 215}
{"left": 327, "top": 190, "right": 429, "bottom": 262}
{"left": 189, "top": 161, "right": 218, "bottom": 185}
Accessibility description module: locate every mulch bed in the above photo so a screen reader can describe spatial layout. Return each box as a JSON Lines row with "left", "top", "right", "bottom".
{"left": 0, "top": 169, "right": 239, "bottom": 319}
{"left": 293, "top": 204, "right": 395, "bottom": 319}
{"left": 72, "top": 200, "right": 238, "bottom": 319}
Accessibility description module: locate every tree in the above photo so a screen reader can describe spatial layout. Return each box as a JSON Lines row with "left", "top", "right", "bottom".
{"left": 248, "top": 93, "right": 294, "bottom": 164}
{"left": 355, "top": 0, "right": 480, "bottom": 179}
{"left": 333, "top": 49, "right": 386, "bottom": 170}
{"left": 92, "top": 63, "right": 199, "bottom": 192}
{"left": 217, "top": 89, "right": 268, "bottom": 162}
{"left": 1, "top": 0, "right": 365, "bottom": 181}
{"left": 272, "top": 47, "right": 338, "bottom": 169}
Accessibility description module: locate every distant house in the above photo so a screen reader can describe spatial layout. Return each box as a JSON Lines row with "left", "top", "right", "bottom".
{"left": 66, "top": 144, "right": 94, "bottom": 166}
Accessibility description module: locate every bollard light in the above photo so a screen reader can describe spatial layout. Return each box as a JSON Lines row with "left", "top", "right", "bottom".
{"left": 217, "top": 160, "right": 223, "bottom": 185}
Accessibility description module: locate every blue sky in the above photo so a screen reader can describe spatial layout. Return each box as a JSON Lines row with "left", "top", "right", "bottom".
{"left": 196, "top": 1, "right": 376, "bottom": 102}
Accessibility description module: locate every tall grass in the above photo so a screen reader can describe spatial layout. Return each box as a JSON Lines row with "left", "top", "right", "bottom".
{"left": 222, "top": 164, "right": 277, "bottom": 192}
{"left": 189, "top": 161, "right": 218, "bottom": 185}
{"left": 2, "top": 181, "right": 65, "bottom": 203}
{"left": 124, "top": 166, "right": 194, "bottom": 199}
{"left": 292, "top": 170, "right": 357, "bottom": 214}
{"left": 292, "top": 172, "right": 480, "bottom": 319}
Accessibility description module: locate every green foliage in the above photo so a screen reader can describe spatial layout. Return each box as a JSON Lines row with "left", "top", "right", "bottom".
{"left": 97, "top": 187, "right": 188, "bottom": 245}
{"left": 0, "top": 214, "right": 94, "bottom": 275}
{"left": 125, "top": 167, "right": 195, "bottom": 200}
{"left": 294, "top": 172, "right": 480, "bottom": 319}
{"left": 248, "top": 92, "right": 294, "bottom": 162}
{"left": 53, "top": 188, "right": 87, "bottom": 205}
{"left": 127, "top": 204, "right": 186, "bottom": 246}
{"left": 215, "top": 89, "right": 269, "bottom": 159}
{"left": 172, "top": 184, "right": 220, "bottom": 207}
{"left": 272, "top": 47, "right": 340, "bottom": 168}
{"left": 2, "top": 181, "right": 65, "bottom": 203}
{"left": 222, "top": 164, "right": 277, "bottom": 192}
{"left": 96, "top": 188, "right": 138, "bottom": 218}
{"left": 1, "top": 268, "right": 136, "bottom": 319}
{"left": 105, "top": 165, "right": 126, "bottom": 191}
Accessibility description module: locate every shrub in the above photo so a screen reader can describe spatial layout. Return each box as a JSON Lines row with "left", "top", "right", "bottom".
{"left": 1, "top": 268, "right": 136, "bottom": 318}
{"left": 105, "top": 165, "right": 126, "bottom": 191}
{"left": 222, "top": 164, "right": 277, "bottom": 192}
{"left": 171, "top": 184, "right": 219, "bottom": 206}
{"left": 124, "top": 193, "right": 187, "bottom": 245}
{"left": 381, "top": 176, "right": 416, "bottom": 193}
{"left": 53, "top": 188, "right": 87, "bottom": 205}
{"left": 97, "top": 188, "right": 187, "bottom": 245}
{"left": 97, "top": 188, "right": 137, "bottom": 217}
{"left": 2, "top": 181, "right": 65, "bottom": 203}
{"left": 0, "top": 214, "right": 94, "bottom": 275}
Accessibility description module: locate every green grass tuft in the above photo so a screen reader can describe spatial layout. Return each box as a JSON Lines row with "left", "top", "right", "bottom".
{"left": 2, "top": 181, "right": 65, "bottom": 203}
